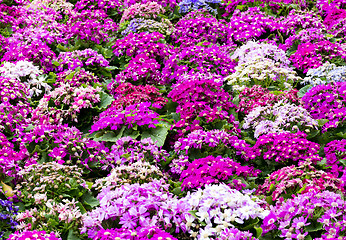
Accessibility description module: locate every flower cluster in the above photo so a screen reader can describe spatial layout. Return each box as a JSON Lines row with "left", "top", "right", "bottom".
{"left": 0, "top": 77, "right": 28, "bottom": 105}
{"left": 262, "top": 191, "right": 346, "bottom": 239}
{"left": 108, "top": 82, "right": 168, "bottom": 109}
{"left": 182, "top": 184, "right": 269, "bottom": 239}
{"left": 303, "top": 61, "right": 346, "bottom": 87}
{"left": 257, "top": 162, "right": 345, "bottom": 203}
{"left": 121, "top": 18, "right": 174, "bottom": 36}
{"left": 324, "top": 139, "right": 346, "bottom": 176}
{"left": 66, "top": 10, "right": 118, "bottom": 44}
{"left": 93, "top": 160, "right": 167, "bottom": 191}
{"left": 231, "top": 41, "right": 290, "bottom": 68}
{"left": 54, "top": 49, "right": 110, "bottom": 74}
{"left": 120, "top": 2, "right": 165, "bottom": 23}
{"left": 302, "top": 82, "right": 346, "bottom": 131}
{"left": 14, "top": 162, "right": 89, "bottom": 205}
{"left": 243, "top": 101, "right": 318, "bottom": 138}
{"left": 179, "top": 0, "right": 221, "bottom": 14}
{"left": 173, "top": 129, "right": 251, "bottom": 162}
{"left": 218, "top": 228, "right": 258, "bottom": 240}
{"left": 32, "top": 83, "right": 102, "bottom": 127}
{"left": 250, "top": 132, "right": 321, "bottom": 169}
{"left": 228, "top": 7, "right": 284, "bottom": 43}
{"left": 55, "top": 69, "right": 101, "bottom": 88}
{"left": 0, "top": 199, "right": 18, "bottom": 239}
{"left": 162, "top": 45, "right": 236, "bottom": 82}
{"left": 237, "top": 85, "right": 301, "bottom": 115}
{"left": 226, "top": 57, "right": 300, "bottom": 91}
{"left": 81, "top": 180, "right": 190, "bottom": 238}
{"left": 93, "top": 226, "right": 178, "bottom": 240}
{"left": 289, "top": 41, "right": 346, "bottom": 73}
{"left": 180, "top": 155, "right": 260, "bottom": 191}
{"left": 101, "top": 137, "right": 169, "bottom": 170}
{"left": 20, "top": 123, "right": 109, "bottom": 168}
{"left": 171, "top": 10, "right": 228, "bottom": 48}
{"left": 90, "top": 102, "right": 161, "bottom": 134}
{"left": 7, "top": 231, "right": 61, "bottom": 240}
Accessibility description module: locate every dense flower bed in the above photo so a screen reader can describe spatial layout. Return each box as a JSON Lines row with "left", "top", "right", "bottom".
{"left": 1, "top": 0, "right": 346, "bottom": 240}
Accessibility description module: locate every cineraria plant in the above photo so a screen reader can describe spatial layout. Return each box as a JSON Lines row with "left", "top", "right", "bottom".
{"left": 0, "top": 61, "right": 51, "bottom": 99}
{"left": 81, "top": 180, "right": 190, "bottom": 239}
{"left": 53, "top": 49, "right": 111, "bottom": 77}
{"left": 107, "top": 82, "right": 168, "bottom": 109}
{"left": 54, "top": 68, "right": 101, "bottom": 88}
{"left": 242, "top": 100, "right": 319, "bottom": 139}
{"left": 219, "top": 227, "right": 259, "bottom": 240}
{"left": 168, "top": 73, "right": 235, "bottom": 121}
{"left": 120, "top": 2, "right": 165, "bottom": 23}
{"left": 257, "top": 161, "right": 345, "bottom": 204}
{"left": 249, "top": 132, "right": 321, "bottom": 174}
{"left": 182, "top": 184, "right": 268, "bottom": 239}
{"left": 120, "top": 18, "right": 174, "bottom": 37}
{"left": 32, "top": 83, "right": 103, "bottom": 129}
{"left": 100, "top": 137, "right": 169, "bottom": 170}
{"left": 279, "top": 10, "right": 324, "bottom": 39}
{"left": 178, "top": 0, "right": 221, "bottom": 14}
{"left": 237, "top": 85, "right": 301, "bottom": 117}
{"left": 0, "top": 76, "right": 29, "bottom": 105}
{"left": 93, "top": 226, "right": 179, "bottom": 240}
{"left": 20, "top": 123, "right": 109, "bottom": 169}
{"left": 93, "top": 160, "right": 167, "bottom": 191}
{"left": 226, "top": 57, "right": 300, "bottom": 92}
{"left": 228, "top": 7, "right": 284, "bottom": 43}
{"left": 7, "top": 231, "right": 61, "bottom": 240}
{"left": 15, "top": 200, "right": 86, "bottom": 239}
{"left": 0, "top": 198, "right": 19, "bottom": 239}
{"left": 112, "top": 32, "right": 173, "bottom": 67}
{"left": 90, "top": 102, "right": 166, "bottom": 144}
{"left": 0, "top": 133, "right": 24, "bottom": 179}
{"left": 289, "top": 40, "right": 346, "bottom": 73}
{"left": 171, "top": 10, "right": 228, "bottom": 48}
{"left": 324, "top": 139, "right": 346, "bottom": 176}
{"left": 114, "top": 53, "right": 166, "bottom": 85}
{"left": 231, "top": 41, "right": 290, "bottom": 68}
{"left": 302, "top": 62, "right": 346, "bottom": 87}
{"left": 0, "top": 101, "right": 32, "bottom": 141}
{"left": 302, "top": 81, "right": 346, "bottom": 131}
{"left": 173, "top": 129, "right": 251, "bottom": 162}
{"left": 13, "top": 162, "right": 89, "bottom": 205}
{"left": 65, "top": 9, "right": 118, "bottom": 45}
{"left": 179, "top": 155, "right": 260, "bottom": 191}
{"left": 262, "top": 191, "right": 346, "bottom": 240}
{"left": 162, "top": 44, "right": 236, "bottom": 82}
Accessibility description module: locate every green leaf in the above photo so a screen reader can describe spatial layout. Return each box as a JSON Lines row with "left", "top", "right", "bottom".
{"left": 306, "top": 128, "right": 319, "bottom": 139}
{"left": 66, "top": 71, "right": 76, "bottom": 80}
{"left": 82, "top": 192, "right": 99, "bottom": 208}
{"left": 317, "top": 119, "right": 329, "bottom": 127}
{"left": 188, "top": 210, "right": 198, "bottom": 218}
{"left": 336, "top": 132, "right": 346, "bottom": 139}
{"left": 142, "top": 124, "right": 169, "bottom": 147}
{"left": 98, "top": 92, "right": 114, "bottom": 110}
{"left": 52, "top": 60, "right": 61, "bottom": 67}
{"left": 172, "top": 187, "right": 182, "bottom": 196}
{"left": 297, "top": 85, "right": 311, "bottom": 98}
{"left": 95, "top": 127, "right": 126, "bottom": 142}
{"left": 102, "top": 48, "right": 114, "bottom": 59}
{"left": 67, "top": 229, "right": 81, "bottom": 240}
{"left": 254, "top": 227, "right": 263, "bottom": 238}
{"left": 76, "top": 202, "right": 87, "bottom": 214}
{"left": 305, "top": 221, "right": 323, "bottom": 232}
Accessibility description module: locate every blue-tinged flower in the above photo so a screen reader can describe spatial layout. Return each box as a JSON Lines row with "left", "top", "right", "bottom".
{"left": 179, "top": 0, "right": 221, "bottom": 14}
